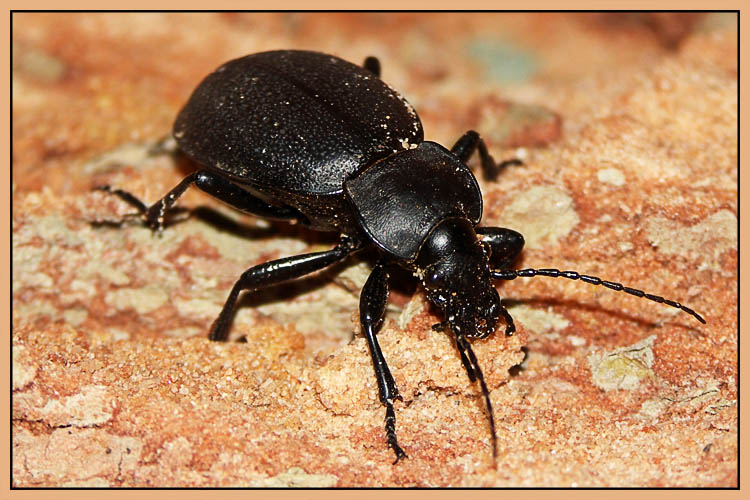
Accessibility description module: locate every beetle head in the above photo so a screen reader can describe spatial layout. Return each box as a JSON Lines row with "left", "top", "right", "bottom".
{"left": 415, "top": 217, "right": 500, "bottom": 339}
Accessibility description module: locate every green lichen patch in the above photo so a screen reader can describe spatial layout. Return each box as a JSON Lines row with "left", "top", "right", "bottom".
{"left": 588, "top": 335, "right": 655, "bottom": 391}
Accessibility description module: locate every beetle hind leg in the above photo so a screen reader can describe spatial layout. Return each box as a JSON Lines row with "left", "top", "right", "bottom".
{"left": 363, "top": 56, "right": 381, "bottom": 77}
{"left": 97, "top": 169, "right": 304, "bottom": 233}
{"left": 360, "top": 260, "right": 408, "bottom": 463}
{"left": 95, "top": 185, "right": 153, "bottom": 225}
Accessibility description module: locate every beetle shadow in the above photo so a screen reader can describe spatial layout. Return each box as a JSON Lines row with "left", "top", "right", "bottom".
{"left": 489, "top": 295, "right": 704, "bottom": 379}
{"left": 190, "top": 205, "right": 333, "bottom": 242}
{"left": 500, "top": 296, "right": 704, "bottom": 332}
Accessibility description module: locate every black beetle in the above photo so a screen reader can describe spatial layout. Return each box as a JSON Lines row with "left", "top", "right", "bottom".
{"left": 99, "top": 50, "right": 705, "bottom": 463}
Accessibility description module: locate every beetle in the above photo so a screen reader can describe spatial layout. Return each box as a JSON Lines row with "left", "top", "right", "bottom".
{"left": 98, "top": 49, "right": 705, "bottom": 463}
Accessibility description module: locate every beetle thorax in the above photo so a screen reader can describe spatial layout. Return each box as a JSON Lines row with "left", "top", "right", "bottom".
{"left": 415, "top": 217, "right": 501, "bottom": 339}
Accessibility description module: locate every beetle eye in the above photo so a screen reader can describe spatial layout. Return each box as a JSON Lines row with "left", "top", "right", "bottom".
{"left": 424, "top": 268, "right": 447, "bottom": 289}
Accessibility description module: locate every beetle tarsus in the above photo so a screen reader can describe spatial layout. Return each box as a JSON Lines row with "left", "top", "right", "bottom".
{"left": 94, "top": 185, "right": 154, "bottom": 227}
{"left": 95, "top": 185, "right": 148, "bottom": 213}
{"left": 450, "top": 130, "right": 522, "bottom": 181}
{"left": 95, "top": 173, "right": 198, "bottom": 233}
{"left": 385, "top": 401, "right": 408, "bottom": 463}
{"left": 99, "top": 168, "right": 306, "bottom": 234}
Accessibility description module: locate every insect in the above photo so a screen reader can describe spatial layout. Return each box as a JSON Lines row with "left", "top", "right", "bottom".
{"left": 98, "top": 50, "right": 705, "bottom": 463}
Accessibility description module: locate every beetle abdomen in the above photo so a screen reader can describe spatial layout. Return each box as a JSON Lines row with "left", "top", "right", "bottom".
{"left": 173, "top": 50, "right": 424, "bottom": 195}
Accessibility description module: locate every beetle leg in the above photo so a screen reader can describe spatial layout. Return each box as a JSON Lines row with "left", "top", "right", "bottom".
{"left": 192, "top": 170, "right": 303, "bottom": 222}
{"left": 363, "top": 56, "right": 381, "bottom": 77}
{"left": 499, "top": 305, "right": 516, "bottom": 336}
{"left": 210, "top": 236, "right": 364, "bottom": 342}
{"left": 360, "top": 259, "right": 407, "bottom": 463}
{"left": 477, "top": 226, "right": 525, "bottom": 269}
{"left": 96, "top": 185, "right": 149, "bottom": 214}
{"left": 97, "top": 175, "right": 195, "bottom": 232}
{"left": 476, "top": 227, "right": 522, "bottom": 336}
{"left": 431, "top": 321, "right": 448, "bottom": 332}
{"left": 450, "top": 130, "right": 522, "bottom": 181}
{"left": 97, "top": 170, "right": 303, "bottom": 233}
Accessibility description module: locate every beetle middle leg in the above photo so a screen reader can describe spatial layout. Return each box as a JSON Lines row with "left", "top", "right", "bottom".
{"left": 97, "top": 170, "right": 302, "bottom": 232}
{"left": 451, "top": 130, "right": 522, "bottom": 181}
{"left": 210, "top": 235, "right": 364, "bottom": 342}
{"left": 359, "top": 259, "right": 407, "bottom": 463}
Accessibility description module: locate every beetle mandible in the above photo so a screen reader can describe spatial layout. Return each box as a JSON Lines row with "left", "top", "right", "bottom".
{"left": 99, "top": 50, "right": 705, "bottom": 463}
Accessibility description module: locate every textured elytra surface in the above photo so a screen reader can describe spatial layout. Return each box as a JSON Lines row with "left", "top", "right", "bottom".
{"left": 12, "top": 12, "right": 736, "bottom": 487}
{"left": 174, "top": 50, "right": 423, "bottom": 195}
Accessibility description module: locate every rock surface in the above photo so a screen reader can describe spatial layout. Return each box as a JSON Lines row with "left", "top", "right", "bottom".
{"left": 12, "top": 12, "right": 736, "bottom": 486}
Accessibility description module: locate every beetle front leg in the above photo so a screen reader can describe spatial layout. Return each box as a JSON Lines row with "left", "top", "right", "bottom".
{"left": 210, "top": 236, "right": 364, "bottom": 341}
{"left": 477, "top": 227, "right": 524, "bottom": 336}
{"left": 97, "top": 170, "right": 302, "bottom": 232}
{"left": 450, "top": 130, "right": 522, "bottom": 181}
{"left": 360, "top": 260, "right": 407, "bottom": 463}
{"left": 498, "top": 305, "right": 516, "bottom": 336}
{"left": 477, "top": 226, "right": 524, "bottom": 269}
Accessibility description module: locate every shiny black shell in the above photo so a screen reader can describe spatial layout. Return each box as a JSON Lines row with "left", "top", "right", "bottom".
{"left": 173, "top": 50, "right": 423, "bottom": 195}
{"left": 345, "top": 142, "right": 482, "bottom": 261}
{"left": 173, "top": 49, "right": 484, "bottom": 261}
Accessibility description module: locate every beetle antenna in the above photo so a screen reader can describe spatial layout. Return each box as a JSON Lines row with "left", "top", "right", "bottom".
{"left": 455, "top": 334, "right": 497, "bottom": 461}
{"left": 491, "top": 268, "right": 705, "bottom": 324}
